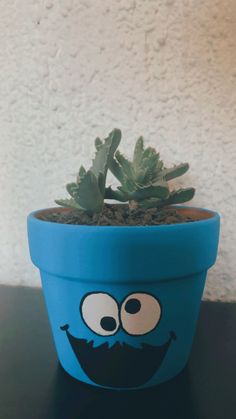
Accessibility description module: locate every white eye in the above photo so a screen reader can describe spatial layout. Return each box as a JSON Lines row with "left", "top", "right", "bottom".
{"left": 81, "top": 293, "right": 120, "bottom": 336}
{"left": 120, "top": 293, "right": 161, "bottom": 336}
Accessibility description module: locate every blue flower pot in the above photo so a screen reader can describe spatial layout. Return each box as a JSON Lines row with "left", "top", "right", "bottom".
{"left": 27, "top": 206, "right": 220, "bottom": 390}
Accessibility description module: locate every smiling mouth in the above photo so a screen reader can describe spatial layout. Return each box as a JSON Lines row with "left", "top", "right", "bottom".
{"left": 60, "top": 324, "right": 176, "bottom": 388}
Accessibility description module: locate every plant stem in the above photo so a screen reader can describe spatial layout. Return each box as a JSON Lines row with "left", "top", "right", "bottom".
{"left": 129, "top": 200, "right": 139, "bottom": 211}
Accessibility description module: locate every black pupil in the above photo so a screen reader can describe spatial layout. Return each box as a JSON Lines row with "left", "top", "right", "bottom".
{"left": 125, "top": 298, "right": 141, "bottom": 314}
{"left": 100, "top": 316, "right": 117, "bottom": 332}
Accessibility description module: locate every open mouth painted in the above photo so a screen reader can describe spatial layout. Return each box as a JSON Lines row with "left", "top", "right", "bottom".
{"left": 61, "top": 324, "right": 176, "bottom": 388}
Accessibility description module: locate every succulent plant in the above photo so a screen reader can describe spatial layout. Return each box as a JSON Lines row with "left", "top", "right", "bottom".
{"left": 55, "top": 129, "right": 121, "bottom": 213}
{"left": 105, "top": 136, "right": 195, "bottom": 209}
{"left": 56, "top": 129, "right": 195, "bottom": 214}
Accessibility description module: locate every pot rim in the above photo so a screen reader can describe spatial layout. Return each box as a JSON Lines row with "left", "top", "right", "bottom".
{"left": 28, "top": 205, "right": 220, "bottom": 231}
{"left": 27, "top": 205, "right": 220, "bottom": 282}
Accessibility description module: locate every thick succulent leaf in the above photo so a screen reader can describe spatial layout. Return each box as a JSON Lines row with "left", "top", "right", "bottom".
{"left": 134, "top": 168, "right": 148, "bottom": 185}
{"left": 109, "top": 157, "right": 137, "bottom": 191}
{"left": 162, "top": 163, "right": 190, "bottom": 181}
{"left": 138, "top": 198, "right": 163, "bottom": 209}
{"left": 95, "top": 137, "right": 102, "bottom": 150}
{"left": 97, "top": 172, "right": 105, "bottom": 194}
{"left": 66, "top": 182, "right": 79, "bottom": 198}
{"left": 132, "top": 141, "right": 160, "bottom": 184}
{"left": 130, "top": 182, "right": 169, "bottom": 201}
{"left": 115, "top": 150, "right": 134, "bottom": 180}
{"left": 133, "top": 137, "right": 144, "bottom": 171}
{"left": 142, "top": 154, "right": 159, "bottom": 171}
{"left": 139, "top": 187, "right": 195, "bottom": 208}
{"left": 91, "top": 129, "right": 121, "bottom": 178}
{"left": 108, "top": 156, "right": 127, "bottom": 185}
{"left": 142, "top": 147, "right": 158, "bottom": 161}
{"left": 165, "top": 187, "right": 195, "bottom": 204}
{"left": 54, "top": 198, "right": 83, "bottom": 210}
{"left": 92, "top": 130, "right": 121, "bottom": 177}
{"left": 118, "top": 176, "right": 136, "bottom": 193}
{"left": 151, "top": 160, "right": 165, "bottom": 182}
{"left": 76, "top": 165, "right": 86, "bottom": 184}
{"left": 58, "top": 172, "right": 104, "bottom": 212}
{"left": 142, "top": 167, "right": 157, "bottom": 184}
{"left": 105, "top": 186, "right": 128, "bottom": 202}
{"left": 79, "top": 165, "right": 86, "bottom": 176}
{"left": 55, "top": 129, "right": 121, "bottom": 213}
{"left": 109, "top": 129, "right": 122, "bottom": 154}
{"left": 133, "top": 156, "right": 159, "bottom": 185}
{"left": 75, "top": 170, "right": 104, "bottom": 212}
{"left": 156, "top": 159, "right": 164, "bottom": 171}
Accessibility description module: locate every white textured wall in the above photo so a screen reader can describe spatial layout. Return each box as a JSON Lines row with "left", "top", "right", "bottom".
{"left": 0, "top": 0, "right": 235, "bottom": 300}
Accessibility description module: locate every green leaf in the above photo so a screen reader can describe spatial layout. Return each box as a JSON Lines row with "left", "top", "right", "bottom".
{"left": 97, "top": 172, "right": 105, "bottom": 194}
{"left": 162, "top": 163, "right": 190, "bottom": 181}
{"left": 139, "top": 188, "right": 195, "bottom": 209}
{"left": 91, "top": 128, "right": 121, "bottom": 193}
{"left": 131, "top": 182, "right": 169, "bottom": 201}
{"left": 95, "top": 137, "right": 102, "bottom": 150}
{"left": 134, "top": 168, "right": 147, "bottom": 185}
{"left": 76, "top": 170, "right": 104, "bottom": 212}
{"left": 79, "top": 165, "right": 86, "bottom": 177}
{"left": 115, "top": 150, "right": 134, "bottom": 180}
{"left": 76, "top": 165, "right": 86, "bottom": 184}
{"left": 138, "top": 198, "right": 163, "bottom": 209}
{"left": 165, "top": 187, "right": 195, "bottom": 204}
{"left": 66, "top": 182, "right": 79, "bottom": 198}
{"left": 55, "top": 198, "right": 83, "bottom": 210}
{"left": 105, "top": 186, "right": 128, "bottom": 202}
{"left": 109, "top": 129, "right": 122, "bottom": 154}
{"left": 143, "top": 168, "right": 157, "bottom": 185}
{"left": 156, "top": 159, "right": 164, "bottom": 171}
{"left": 142, "top": 147, "right": 158, "bottom": 161}
{"left": 142, "top": 154, "right": 159, "bottom": 171}
{"left": 133, "top": 137, "right": 144, "bottom": 171}
{"left": 109, "top": 157, "right": 126, "bottom": 185}
{"left": 55, "top": 129, "right": 122, "bottom": 214}
{"left": 118, "top": 177, "right": 136, "bottom": 193}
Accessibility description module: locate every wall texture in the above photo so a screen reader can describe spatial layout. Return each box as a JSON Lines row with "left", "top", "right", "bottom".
{"left": 0, "top": 0, "right": 235, "bottom": 300}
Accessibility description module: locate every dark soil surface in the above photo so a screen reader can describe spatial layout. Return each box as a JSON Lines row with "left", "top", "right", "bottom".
{"left": 38, "top": 204, "right": 198, "bottom": 226}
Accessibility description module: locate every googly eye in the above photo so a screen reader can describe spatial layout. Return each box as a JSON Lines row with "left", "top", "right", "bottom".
{"left": 81, "top": 293, "right": 120, "bottom": 336}
{"left": 120, "top": 293, "right": 161, "bottom": 336}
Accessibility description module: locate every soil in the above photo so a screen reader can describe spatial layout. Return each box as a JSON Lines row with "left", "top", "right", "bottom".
{"left": 37, "top": 204, "right": 201, "bottom": 226}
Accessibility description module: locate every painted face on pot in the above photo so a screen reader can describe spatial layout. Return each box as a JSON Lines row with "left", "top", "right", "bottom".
{"left": 60, "top": 291, "right": 176, "bottom": 389}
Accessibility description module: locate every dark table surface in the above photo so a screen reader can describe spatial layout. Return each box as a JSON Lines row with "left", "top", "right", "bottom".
{"left": 0, "top": 285, "right": 235, "bottom": 419}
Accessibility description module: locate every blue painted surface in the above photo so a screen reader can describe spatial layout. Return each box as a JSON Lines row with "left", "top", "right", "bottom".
{"left": 27, "top": 206, "right": 220, "bottom": 390}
